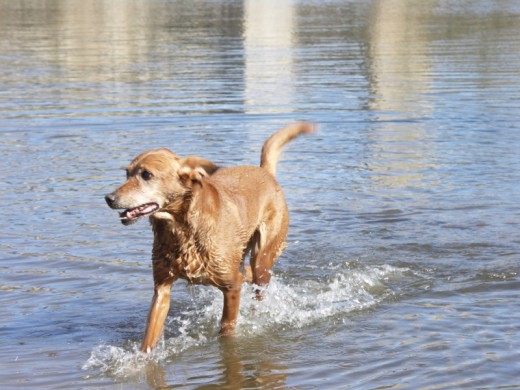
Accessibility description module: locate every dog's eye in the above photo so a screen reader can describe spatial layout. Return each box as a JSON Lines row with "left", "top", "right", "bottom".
{"left": 141, "top": 170, "right": 153, "bottom": 181}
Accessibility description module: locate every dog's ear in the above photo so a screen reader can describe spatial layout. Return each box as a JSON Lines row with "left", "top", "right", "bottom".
{"left": 181, "top": 157, "right": 219, "bottom": 175}
{"left": 179, "top": 165, "right": 208, "bottom": 184}
{"left": 178, "top": 157, "right": 218, "bottom": 185}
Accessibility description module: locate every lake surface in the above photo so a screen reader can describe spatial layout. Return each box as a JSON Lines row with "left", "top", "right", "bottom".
{"left": 1, "top": 0, "right": 520, "bottom": 388}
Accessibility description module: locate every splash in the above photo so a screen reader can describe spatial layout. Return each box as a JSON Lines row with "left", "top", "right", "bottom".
{"left": 236, "top": 263, "right": 406, "bottom": 333}
{"left": 83, "top": 264, "right": 408, "bottom": 378}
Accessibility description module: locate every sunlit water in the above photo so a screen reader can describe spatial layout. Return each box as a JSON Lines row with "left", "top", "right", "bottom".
{"left": 1, "top": 1, "right": 520, "bottom": 388}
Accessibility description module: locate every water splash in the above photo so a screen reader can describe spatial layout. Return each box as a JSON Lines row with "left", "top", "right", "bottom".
{"left": 83, "top": 264, "right": 409, "bottom": 378}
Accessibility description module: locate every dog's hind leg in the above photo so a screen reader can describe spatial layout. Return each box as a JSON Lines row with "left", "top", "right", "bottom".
{"left": 250, "top": 218, "right": 288, "bottom": 300}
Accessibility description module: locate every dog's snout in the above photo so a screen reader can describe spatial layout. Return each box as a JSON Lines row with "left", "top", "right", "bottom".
{"left": 105, "top": 193, "right": 116, "bottom": 207}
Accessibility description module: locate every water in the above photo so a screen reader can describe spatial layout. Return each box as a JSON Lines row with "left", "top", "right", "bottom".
{"left": 1, "top": 0, "right": 519, "bottom": 388}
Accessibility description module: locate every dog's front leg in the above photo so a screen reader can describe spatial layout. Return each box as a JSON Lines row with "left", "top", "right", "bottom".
{"left": 219, "top": 273, "right": 243, "bottom": 336}
{"left": 141, "top": 281, "right": 173, "bottom": 353}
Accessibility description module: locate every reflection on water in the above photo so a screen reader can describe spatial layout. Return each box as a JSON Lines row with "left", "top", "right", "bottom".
{"left": 244, "top": 0, "right": 295, "bottom": 114}
{"left": 367, "top": 0, "right": 435, "bottom": 190}
{"left": 0, "top": 1, "right": 248, "bottom": 118}
{"left": 1, "top": 0, "right": 520, "bottom": 389}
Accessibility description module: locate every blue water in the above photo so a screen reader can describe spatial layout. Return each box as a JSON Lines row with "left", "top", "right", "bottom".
{"left": 1, "top": 1, "right": 519, "bottom": 388}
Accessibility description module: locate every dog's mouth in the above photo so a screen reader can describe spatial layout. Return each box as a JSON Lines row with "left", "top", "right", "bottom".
{"left": 119, "top": 203, "right": 160, "bottom": 225}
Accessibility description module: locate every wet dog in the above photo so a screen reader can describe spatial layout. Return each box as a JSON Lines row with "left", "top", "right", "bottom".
{"left": 105, "top": 123, "right": 315, "bottom": 352}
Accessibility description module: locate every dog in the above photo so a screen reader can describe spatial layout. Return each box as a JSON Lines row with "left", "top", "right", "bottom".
{"left": 105, "top": 122, "right": 315, "bottom": 352}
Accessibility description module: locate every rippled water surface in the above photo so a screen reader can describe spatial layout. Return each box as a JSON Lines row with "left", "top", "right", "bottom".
{"left": 1, "top": 1, "right": 520, "bottom": 388}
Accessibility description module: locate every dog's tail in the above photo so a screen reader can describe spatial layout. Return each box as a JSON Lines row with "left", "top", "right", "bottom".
{"left": 260, "top": 122, "right": 316, "bottom": 177}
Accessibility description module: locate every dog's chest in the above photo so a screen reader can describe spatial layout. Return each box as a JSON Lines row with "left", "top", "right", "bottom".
{"left": 154, "top": 225, "right": 220, "bottom": 285}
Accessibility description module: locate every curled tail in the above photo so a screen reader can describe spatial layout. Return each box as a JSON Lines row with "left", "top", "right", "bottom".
{"left": 260, "top": 122, "right": 316, "bottom": 176}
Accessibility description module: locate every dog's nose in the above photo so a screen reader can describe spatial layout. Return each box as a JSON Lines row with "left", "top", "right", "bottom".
{"left": 105, "top": 193, "right": 116, "bottom": 207}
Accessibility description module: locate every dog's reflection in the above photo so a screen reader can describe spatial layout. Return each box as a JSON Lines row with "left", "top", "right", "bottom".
{"left": 215, "top": 337, "right": 288, "bottom": 389}
{"left": 141, "top": 336, "right": 289, "bottom": 388}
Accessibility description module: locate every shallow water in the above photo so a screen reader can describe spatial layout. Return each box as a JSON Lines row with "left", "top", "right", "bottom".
{"left": 1, "top": 0, "right": 520, "bottom": 388}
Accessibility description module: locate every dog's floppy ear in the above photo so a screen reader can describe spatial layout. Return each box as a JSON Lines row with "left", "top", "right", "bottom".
{"left": 181, "top": 156, "right": 219, "bottom": 175}
{"left": 179, "top": 157, "right": 219, "bottom": 184}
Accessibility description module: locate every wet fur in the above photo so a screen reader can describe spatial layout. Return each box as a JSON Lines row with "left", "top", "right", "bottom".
{"left": 105, "top": 122, "right": 315, "bottom": 352}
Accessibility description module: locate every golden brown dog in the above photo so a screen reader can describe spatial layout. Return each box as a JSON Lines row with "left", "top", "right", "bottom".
{"left": 105, "top": 122, "right": 315, "bottom": 352}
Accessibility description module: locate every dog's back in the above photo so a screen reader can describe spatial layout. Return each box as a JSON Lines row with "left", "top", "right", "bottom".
{"left": 209, "top": 165, "right": 284, "bottom": 237}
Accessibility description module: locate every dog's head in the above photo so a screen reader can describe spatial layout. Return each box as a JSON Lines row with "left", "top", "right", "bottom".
{"left": 105, "top": 148, "right": 218, "bottom": 225}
